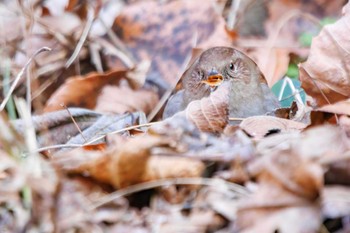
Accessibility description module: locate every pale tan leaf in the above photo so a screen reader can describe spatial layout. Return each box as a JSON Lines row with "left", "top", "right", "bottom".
{"left": 316, "top": 98, "right": 350, "bottom": 115}
{"left": 299, "top": 2, "right": 350, "bottom": 106}
{"left": 237, "top": 146, "right": 323, "bottom": 233}
{"left": 240, "top": 116, "right": 306, "bottom": 140}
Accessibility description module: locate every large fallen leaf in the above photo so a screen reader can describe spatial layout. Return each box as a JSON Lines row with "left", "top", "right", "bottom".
{"left": 44, "top": 69, "right": 127, "bottom": 112}
{"left": 44, "top": 64, "right": 154, "bottom": 114}
{"left": 94, "top": 85, "right": 158, "bottom": 114}
{"left": 54, "top": 135, "right": 205, "bottom": 189}
{"left": 299, "top": 2, "right": 350, "bottom": 106}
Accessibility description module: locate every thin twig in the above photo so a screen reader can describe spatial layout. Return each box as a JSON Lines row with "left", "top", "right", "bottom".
{"left": 89, "top": 177, "right": 250, "bottom": 210}
{"left": 0, "top": 47, "right": 52, "bottom": 111}
{"left": 35, "top": 144, "right": 83, "bottom": 153}
{"left": 60, "top": 104, "right": 88, "bottom": 143}
{"left": 65, "top": 6, "right": 95, "bottom": 68}
{"left": 280, "top": 89, "right": 305, "bottom": 102}
{"left": 34, "top": 121, "right": 161, "bottom": 153}
{"left": 84, "top": 121, "right": 160, "bottom": 145}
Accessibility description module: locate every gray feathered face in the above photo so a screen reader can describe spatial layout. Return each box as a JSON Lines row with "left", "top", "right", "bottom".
{"left": 183, "top": 47, "right": 262, "bottom": 94}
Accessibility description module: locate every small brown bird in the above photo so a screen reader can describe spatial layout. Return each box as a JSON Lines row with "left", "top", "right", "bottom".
{"left": 163, "top": 46, "right": 280, "bottom": 119}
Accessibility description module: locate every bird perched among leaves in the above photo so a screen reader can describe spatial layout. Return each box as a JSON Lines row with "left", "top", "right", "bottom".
{"left": 163, "top": 46, "right": 280, "bottom": 119}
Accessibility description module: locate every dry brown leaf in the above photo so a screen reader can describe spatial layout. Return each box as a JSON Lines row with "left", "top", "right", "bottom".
{"left": 240, "top": 115, "right": 306, "bottom": 140}
{"left": 109, "top": 135, "right": 168, "bottom": 188}
{"left": 308, "top": 99, "right": 350, "bottom": 126}
{"left": 300, "top": 2, "right": 350, "bottom": 106}
{"left": 54, "top": 135, "right": 204, "bottom": 189}
{"left": 316, "top": 98, "right": 350, "bottom": 115}
{"left": 298, "top": 124, "right": 350, "bottom": 161}
{"left": 95, "top": 85, "right": 158, "bottom": 115}
{"left": 185, "top": 82, "right": 230, "bottom": 133}
{"left": 112, "top": 0, "right": 232, "bottom": 85}
{"left": 144, "top": 155, "right": 205, "bottom": 183}
{"left": 44, "top": 70, "right": 127, "bottom": 111}
{"left": 111, "top": 135, "right": 204, "bottom": 188}
{"left": 237, "top": 148, "right": 323, "bottom": 232}
{"left": 249, "top": 149, "right": 323, "bottom": 200}
{"left": 44, "top": 69, "right": 128, "bottom": 112}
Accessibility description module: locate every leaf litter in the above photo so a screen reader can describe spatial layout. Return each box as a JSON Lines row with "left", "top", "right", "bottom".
{"left": 1, "top": 0, "right": 350, "bottom": 232}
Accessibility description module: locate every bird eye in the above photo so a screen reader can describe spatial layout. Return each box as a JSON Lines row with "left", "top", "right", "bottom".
{"left": 229, "top": 62, "right": 234, "bottom": 70}
{"left": 197, "top": 70, "right": 204, "bottom": 78}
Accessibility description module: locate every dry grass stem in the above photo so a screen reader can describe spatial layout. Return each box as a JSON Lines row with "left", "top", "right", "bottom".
{"left": 0, "top": 47, "right": 52, "bottom": 111}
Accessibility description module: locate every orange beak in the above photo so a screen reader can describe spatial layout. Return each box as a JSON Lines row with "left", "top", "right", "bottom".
{"left": 201, "top": 73, "right": 224, "bottom": 88}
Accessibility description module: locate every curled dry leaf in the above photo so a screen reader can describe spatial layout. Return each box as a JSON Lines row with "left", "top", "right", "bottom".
{"left": 110, "top": 135, "right": 204, "bottom": 188}
{"left": 54, "top": 135, "right": 204, "bottom": 189}
{"left": 240, "top": 115, "right": 307, "bottom": 140}
{"left": 299, "top": 2, "right": 350, "bottom": 106}
{"left": 185, "top": 82, "right": 230, "bottom": 133}
{"left": 109, "top": 135, "right": 168, "bottom": 188}
{"left": 44, "top": 69, "right": 128, "bottom": 112}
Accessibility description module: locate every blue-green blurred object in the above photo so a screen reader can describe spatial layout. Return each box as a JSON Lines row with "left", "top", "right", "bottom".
{"left": 271, "top": 78, "right": 306, "bottom": 108}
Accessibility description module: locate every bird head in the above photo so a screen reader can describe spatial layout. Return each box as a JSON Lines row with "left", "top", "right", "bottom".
{"left": 183, "top": 47, "right": 265, "bottom": 93}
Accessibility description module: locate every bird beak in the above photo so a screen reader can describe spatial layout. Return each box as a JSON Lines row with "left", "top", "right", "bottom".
{"left": 201, "top": 69, "right": 224, "bottom": 90}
